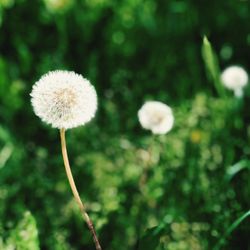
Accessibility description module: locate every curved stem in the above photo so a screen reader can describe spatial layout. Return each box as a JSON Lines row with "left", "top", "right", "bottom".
{"left": 60, "top": 128, "right": 102, "bottom": 250}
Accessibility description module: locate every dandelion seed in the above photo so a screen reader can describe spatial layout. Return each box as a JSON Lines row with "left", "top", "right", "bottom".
{"left": 31, "top": 70, "right": 97, "bottom": 129}
{"left": 221, "top": 66, "right": 248, "bottom": 97}
{"left": 138, "top": 101, "right": 174, "bottom": 135}
{"left": 30, "top": 70, "right": 102, "bottom": 250}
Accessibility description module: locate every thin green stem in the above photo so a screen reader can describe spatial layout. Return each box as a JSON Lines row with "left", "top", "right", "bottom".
{"left": 213, "top": 210, "right": 250, "bottom": 250}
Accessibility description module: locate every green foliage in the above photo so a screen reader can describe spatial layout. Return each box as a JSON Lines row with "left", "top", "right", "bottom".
{"left": 0, "top": 0, "right": 250, "bottom": 249}
{"left": 1, "top": 211, "right": 40, "bottom": 250}
{"left": 138, "top": 227, "right": 161, "bottom": 250}
{"left": 202, "top": 36, "right": 225, "bottom": 97}
{"left": 213, "top": 210, "right": 250, "bottom": 250}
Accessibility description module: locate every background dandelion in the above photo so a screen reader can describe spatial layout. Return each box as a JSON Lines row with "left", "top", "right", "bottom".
{"left": 221, "top": 66, "right": 248, "bottom": 97}
{"left": 138, "top": 101, "right": 174, "bottom": 134}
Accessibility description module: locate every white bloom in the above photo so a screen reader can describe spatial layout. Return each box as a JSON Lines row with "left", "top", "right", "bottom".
{"left": 31, "top": 70, "right": 97, "bottom": 129}
{"left": 138, "top": 101, "right": 174, "bottom": 135}
{"left": 221, "top": 66, "right": 248, "bottom": 97}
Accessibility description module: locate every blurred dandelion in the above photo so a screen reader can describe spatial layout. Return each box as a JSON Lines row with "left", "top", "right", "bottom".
{"left": 190, "top": 130, "right": 202, "bottom": 144}
{"left": 221, "top": 66, "right": 248, "bottom": 97}
{"left": 136, "top": 101, "right": 174, "bottom": 238}
{"left": 43, "top": 0, "right": 73, "bottom": 12}
{"left": 30, "top": 70, "right": 102, "bottom": 250}
{"left": 138, "top": 101, "right": 174, "bottom": 134}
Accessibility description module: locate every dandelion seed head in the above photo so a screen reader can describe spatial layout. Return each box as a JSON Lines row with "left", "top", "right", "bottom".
{"left": 221, "top": 66, "right": 248, "bottom": 97}
{"left": 31, "top": 70, "right": 97, "bottom": 129}
{"left": 138, "top": 101, "right": 174, "bottom": 135}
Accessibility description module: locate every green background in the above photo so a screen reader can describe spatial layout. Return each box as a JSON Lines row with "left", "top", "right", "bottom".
{"left": 0, "top": 0, "right": 250, "bottom": 249}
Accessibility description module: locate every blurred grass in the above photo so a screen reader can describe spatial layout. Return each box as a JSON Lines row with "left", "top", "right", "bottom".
{"left": 213, "top": 210, "right": 250, "bottom": 250}
{"left": 0, "top": 0, "right": 250, "bottom": 249}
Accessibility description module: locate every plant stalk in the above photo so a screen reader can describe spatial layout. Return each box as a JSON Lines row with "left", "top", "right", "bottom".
{"left": 60, "top": 128, "right": 102, "bottom": 250}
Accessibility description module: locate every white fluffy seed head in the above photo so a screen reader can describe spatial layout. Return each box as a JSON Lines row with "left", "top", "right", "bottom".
{"left": 138, "top": 101, "right": 174, "bottom": 135}
{"left": 30, "top": 70, "right": 97, "bottom": 129}
{"left": 221, "top": 66, "right": 248, "bottom": 97}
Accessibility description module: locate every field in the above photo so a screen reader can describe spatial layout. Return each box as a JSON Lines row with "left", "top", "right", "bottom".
{"left": 0, "top": 0, "right": 249, "bottom": 249}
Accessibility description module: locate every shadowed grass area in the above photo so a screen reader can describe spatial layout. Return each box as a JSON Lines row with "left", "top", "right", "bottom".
{"left": 213, "top": 210, "right": 250, "bottom": 250}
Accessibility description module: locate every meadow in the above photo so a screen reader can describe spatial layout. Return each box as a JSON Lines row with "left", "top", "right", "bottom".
{"left": 0, "top": 0, "right": 249, "bottom": 249}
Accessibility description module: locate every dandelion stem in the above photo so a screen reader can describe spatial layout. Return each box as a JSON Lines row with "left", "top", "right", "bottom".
{"left": 60, "top": 128, "right": 102, "bottom": 250}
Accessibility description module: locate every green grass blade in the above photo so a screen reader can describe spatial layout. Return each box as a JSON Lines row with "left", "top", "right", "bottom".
{"left": 226, "top": 160, "right": 250, "bottom": 181}
{"left": 213, "top": 210, "right": 250, "bottom": 250}
{"left": 202, "top": 36, "right": 225, "bottom": 97}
